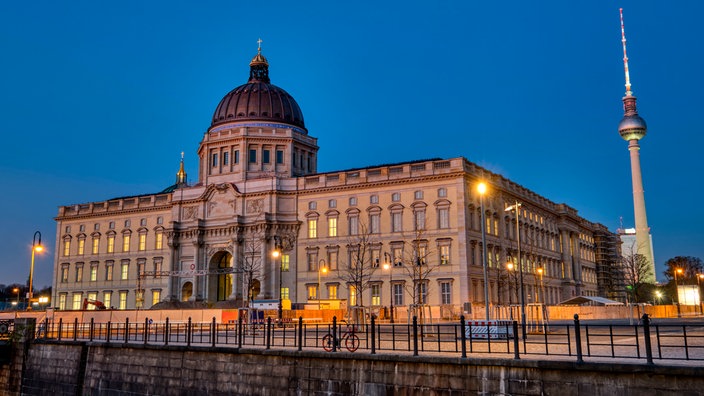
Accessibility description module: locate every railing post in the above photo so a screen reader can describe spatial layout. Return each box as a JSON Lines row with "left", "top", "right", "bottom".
{"left": 212, "top": 317, "right": 217, "bottom": 347}
{"left": 187, "top": 317, "right": 192, "bottom": 347}
{"left": 298, "top": 317, "right": 303, "bottom": 351}
{"left": 165, "top": 317, "right": 170, "bottom": 346}
{"left": 412, "top": 316, "right": 419, "bottom": 356}
{"left": 106, "top": 321, "right": 110, "bottom": 343}
{"left": 124, "top": 318, "right": 129, "bottom": 343}
{"left": 73, "top": 318, "right": 78, "bottom": 341}
{"left": 642, "top": 313, "right": 654, "bottom": 364}
{"left": 460, "top": 315, "right": 467, "bottom": 358}
{"left": 44, "top": 317, "right": 49, "bottom": 340}
{"left": 144, "top": 318, "right": 149, "bottom": 345}
{"left": 370, "top": 315, "right": 376, "bottom": 354}
{"left": 89, "top": 318, "right": 94, "bottom": 342}
{"left": 513, "top": 320, "right": 520, "bottom": 360}
{"left": 266, "top": 317, "right": 272, "bottom": 349}
{"left": 58, "top": 318, "right": 63, "bottom": 341}
{"left": 332, "top": 316, "right": 338, "bottom": 352}
{"left": 574, "top": 314, "right": 583, "bottom": 363}
{"left": 237, "top": 315, "right": 243, "bottom": 348}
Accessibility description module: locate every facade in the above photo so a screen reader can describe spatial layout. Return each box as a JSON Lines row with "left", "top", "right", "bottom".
{"left": 52, "top": 47, "right": 623, "bottom": 312}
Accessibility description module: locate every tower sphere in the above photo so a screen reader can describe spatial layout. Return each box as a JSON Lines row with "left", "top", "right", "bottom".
{"left": 618, "top": 113, "right": 647, "bottom": 141}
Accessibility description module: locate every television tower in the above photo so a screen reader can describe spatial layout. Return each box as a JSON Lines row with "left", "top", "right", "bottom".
{"left": 617, "top": 8, "right": 655, "bottom": 282}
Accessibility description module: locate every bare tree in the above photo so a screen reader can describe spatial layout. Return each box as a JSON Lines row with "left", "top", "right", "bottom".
{"left": 240, "top": 224, "right": 265, "bottom": 308}
{"left": 622, "top": 249, "right": 652, "bottom": 303}
{"left": 396, "top": 227, "right": 438, "bottom": 322}
{"left": 336, "top": 222, "right": 379, "bottom": 310}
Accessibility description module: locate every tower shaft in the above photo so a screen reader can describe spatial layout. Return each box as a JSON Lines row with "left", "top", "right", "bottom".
{"left": 628, "top": 139, "right": 654, "bottom": 282}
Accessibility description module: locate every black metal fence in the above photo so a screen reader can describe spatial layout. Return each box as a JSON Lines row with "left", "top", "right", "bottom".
{"left": 32, "top": 314, "right": 704, "bottom": 364}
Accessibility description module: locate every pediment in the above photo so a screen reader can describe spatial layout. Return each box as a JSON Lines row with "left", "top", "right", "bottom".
{"left": 201, "top": 183, "right": 240, "bottom": 218}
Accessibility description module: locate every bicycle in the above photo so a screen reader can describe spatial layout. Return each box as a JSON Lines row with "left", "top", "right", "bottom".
{"left": 322, "top": 321, "right": 360, "bottom": 352}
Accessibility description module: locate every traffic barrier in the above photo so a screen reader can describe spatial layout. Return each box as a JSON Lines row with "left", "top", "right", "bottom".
{"left": 465, "top": 320, "right": 514, "bottom": 339}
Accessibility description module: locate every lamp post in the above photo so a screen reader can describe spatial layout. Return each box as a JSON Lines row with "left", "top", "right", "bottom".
{"left": 28, "top": 231, "right": 43, "bottom": 310}
{"left": 13, "top": 287, "right": 20, "bottom": 308}
{"left": 536, "top": 266, "right": 544, "bottom": 304}
{"left": 478, "top": 182, "right": 490, "bottom": 320}
{"left": 505, "top": 201, "right": 526, "bottom": 339}
{"left": 383, "top": 252, "right": 394, "bottom": 323}
{"left": 506, "top": 262, "right": 515, "bottom": 319}
{"left": 272, "top": 236, "right": 283, "bottom": 322}
{"left": 674, "top": 267, "right": 683, "bottom": 318}
{"left": 318, "top": 259, "right": 327, "bottom": 310}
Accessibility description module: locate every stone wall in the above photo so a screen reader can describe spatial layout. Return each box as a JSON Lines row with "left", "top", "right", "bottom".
{"left": 7, "top": 340, "right": 703, "bottom": 395}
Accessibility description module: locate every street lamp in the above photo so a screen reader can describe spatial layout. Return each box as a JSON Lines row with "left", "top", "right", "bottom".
{"left": 536, "top": 266, "right": 544, "bottom": 304}
{"left": 318, "top": 259, "right": 327, "bottom": 310}
{"left": 674, "top": 267, "right": 683, "bottom": 318}
{"left": 383, "top": 252, "right": 394, "bottom": 323}
{"left": 506, "top": 261, "right": 515, "bottom": 319}
{"left": 505, "top": 201, "right": 526, "bottom": 339}
{"left": 478, "top": 182, "right": 490, "bottom": 320}
{"left": 28, "top": 231, "right": 43, "bottom": 310}
{"left": 272, "top": 236, "right": 283, "bottom": 322}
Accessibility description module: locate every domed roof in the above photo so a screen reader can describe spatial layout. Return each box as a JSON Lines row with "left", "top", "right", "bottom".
{"left": 210, "top": 49, "right": 305, "bottom": 131}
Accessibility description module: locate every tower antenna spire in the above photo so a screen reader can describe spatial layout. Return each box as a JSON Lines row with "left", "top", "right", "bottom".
{"left": 620, "top": 8, "right": 633, "bottom": 96}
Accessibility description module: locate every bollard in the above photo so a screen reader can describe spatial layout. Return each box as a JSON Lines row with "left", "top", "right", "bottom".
{"left": 165, "top": 318, "right": 170, "bottom": 346}
{"left": 460, "top": 315, "right": 467, "bottom": 358}
{"left": 212, "top": 317, "right": 217, "bottom": 347}
{"left": 73, "top": 318, "right": 78, "bottom": 341}
{"left": 106, "top": 321, "right": 111, "bottom": 343}
{"left": 332, "top": 316, "right": 338, "bottom": 352}
{"left": 266, "top": 317, "right": 272, "bottom": 349}
{"left": 298, "top": 317, "right": 303, "bottom": 351}
{"left": 513, "top": 321, "right": 520, "bottom": 360}
{"left": 89, "top": 318, "right": 94, "bottom": 342}
{"left": 642, "top": 313, "right": 654, "bottom": 364}
{"left": 574, "top": 314, "right": 583, "bottom": 363}
{"left": 187, "top": 317, "right": 192, "bottom": 347}
{"left": 238, "top": 315, "right": 243, "bottom": 348}
{"left": 370, "top": 315, "right": 376, "bottom": 354}
{"left": 412, "top": 316, "right": 419, "bottom": 356}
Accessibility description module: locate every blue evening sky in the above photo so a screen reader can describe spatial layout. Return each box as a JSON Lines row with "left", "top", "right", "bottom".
{"left": 1, "top": 1, "right": 702, "bottom": 288}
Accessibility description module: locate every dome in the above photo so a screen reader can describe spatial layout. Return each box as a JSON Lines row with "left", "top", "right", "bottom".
{"left": 210, "top": 50, "right": 305, "bottom": 131}
{"left": 618, "top": 114, "right": 647, "bottom": 141}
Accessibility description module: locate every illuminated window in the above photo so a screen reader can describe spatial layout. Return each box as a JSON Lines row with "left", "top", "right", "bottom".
{"left": 103, "top": 291, "right": 112, "bottom": 307}
{"left": 308, "top": 219, "right": 318, "bottom": 238}
{"left": 63, "top": 239, "right": 71, "bottom": 256}
{"left": 72, "top": 293, "right": 83, "bottom": 310}
{"left": 122, "top": 234, "right": 131, "bottom": 252}
{"left": 327, "top": 285, "right": 338, "bottom": 300}
{"left": 61, "top": 265, "right": 69, "bottom": 283}
{"left": 90, "top": 264, "right": 97, "bottom": 281}
{"left": 152, "top": 290, "right": 161, "bottom": 306}
{"left": 371, "top": 284, "right": 381, "bottom": 306}
{"left": 138, "top": 233, "right": 146, "bottom": 251}
{"left": 86, "top": 292, "right": 98, "bottom": 310}
{"left": 119, "top": 291, "right": 128, "bottom": 310}
{"left": 75, "top": 264, "right": 83, "bottom": 282}
{"left": 307, "top": 285, "right": 318, "bottom": 300}
{"left": 439, "top": 244, "right": 450, "bottom": 265}
{"left": 121, "top": 262, "right": 129, "bottom": 280}
{"left": 281, "top": 287, "right": 290, "bottom": 300}
{"left": 105, "top": 261, "right": 114, "bottom": 281}
{"left": 58, "top": 294, "right": 67, "bottom": 310}
{"left": 92, "top": 237, "right": 99, "bottom": 254}
{"left": 349, "top": 285, "right": 357, "bottom": 306}
{"left": 78, "top": 238, "right": 85, "bottom": 255}
{"left": 281, "top": 254, "right": 290, "bottom": 272}
{"left": 107, "top": 234, "right": 115, "bottom": 253}
{"left": 328, "top": 217, "right": 337, "bottom": 237}
{"left": 155, "top": 232, "right": 163, "bottom": 250}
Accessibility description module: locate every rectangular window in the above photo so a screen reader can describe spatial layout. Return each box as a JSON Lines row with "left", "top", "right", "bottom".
{"left": 370, "top": 214, "right": 380, "bottom": 234}
{"left": 103, "top": 291, "right": 112, "bottom": 308}
{"left": 234, "top": 150, "right": 240, "bottom": 164}
{"left": 329, "top": 251, "right": 338, "bottom": 270}
{"left": 441, "top": 282, "right": 452, "bottom": 304}
{"left": 155, "top": 232, "right": 163, "bottom": 250}
{"left": 439, "top": 208, "right": 450, "bottom": 229}
{"left": 276, "top": 150, "right": 284, "bottom": 164}
{"left": 106, "top": 262, "right": 114, "bottom": 281}
{"left": 370, "top": 195, "right": 379, "bottom": 204}
{"left": 77, "top": 239, "right": 85, "bottom": 255}
{"left": 75, "top": 266, "right": 83, "bottom": 282}
{"left": 92, "top": 238, "right": 99, "bottom": 254}
{"left": 212, "top": 153, "right": 218, "bottom": 167}
{"left": 119, "top": 291, "right": 128, "bottom": 310}
{"left": 419, "top": 282, "right": 428, "bottom": 304}
{"left": 371, "top": 250, "right": 380, "bottom": 267}
{"left": 414, "top": 190, "right": 423, "bottom": 200}
{"left": 307, "top": 285, "right": 318, "bottom": 300}
{"left": 328, "top": 218, "right": 337, "bottom": 237}
{"left": 59, "top": 293, "right": 67, "bottom": 310}
{"left": 90, "top": 265, "right": 97, "bottom": 281}
{"left": 349, "top": 197, "right": 357, "bottom": 206}
{"left": 249, "top": 149, "right": 257, "bottom": 163}
{"left": 63, "top": 240, "right": 71, "bottom": 256}
{"left": 307, "top": 252, "right": 318, "bottom": 271}
{"left": 328, "top": 285, "right": 338, "bottom": 300}
{"left": 61, "top": 266, "right": 69, "bottom": 283}
{"left": 86, "top": 292, "right": 98, "bottom": 310}
{"left": 371, "top": 284, "right": 381, "bottom": 306}
{"left": 281, "top": 287, "right": 290, "bottom": 300}
{"left": 72, "top": 294, "right": 83, "bottom": 310}
{"left": 223, "top": 151, "right": 229, "bottom": 165}
{"left": 122, "top": 235, "right": 130, "bottom": 252}
{"left": 153, "top": 259, "right": 162, "bottom": 274}
{"left": 121, "top": 262, "right": 129, "bottom": 280}
{"left": 392, "top": 247, "right": 403, "bottom": 266}
{"left": 440, "top": 245, "right": 450, "bottom": 265}
{"left": 415, "top": 211, "right": 425, "bottom": 230}
{"left": 392, "top": 212, "right": 402, "bottom": 232}
{"left": 349, "top": 285, "right": 357, "bottom": 306}
{"left": 308, "top": 219, "right": 318, "bottom": 238}
{"left": 138, "top": 234, "right": 146, "bottom": 251}
{"left": 152, "top": 290, "right": 161, "bottom": 306}
{"left": 263, "top": 150, "right": 270, "bottom": 164}
{"left": 281, "top": 254, "right": 290, "bottom": 272}
{"left": 137, "top": 260, "right": 145, "bottom": 276}
{"left": 349, "top": 216, "right": 359, "bottom": 235}
{"left": 107, "top": 235, "right": 115, "bottom": 253}
{"left": 393, "top": 283, "right": 403, "bottom": 306}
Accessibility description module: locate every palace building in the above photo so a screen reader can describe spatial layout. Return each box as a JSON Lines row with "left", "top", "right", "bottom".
{"left": 51, "top": 47, "right": 623, "bottom": 313}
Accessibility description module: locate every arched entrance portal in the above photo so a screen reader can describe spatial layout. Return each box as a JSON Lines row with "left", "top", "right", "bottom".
{"left": 211, "top": 251, "right": 233, "bottom": 301}
{"left": 181, "top": 282, "right": 193, "bottom": 301}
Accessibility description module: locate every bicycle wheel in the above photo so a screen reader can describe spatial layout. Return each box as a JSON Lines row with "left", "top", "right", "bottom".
{"left": 322, "top": 334, "right": 334, "bottom": 352}
{"left": 345, "top": 333, "right": 360, "bottom": 352}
